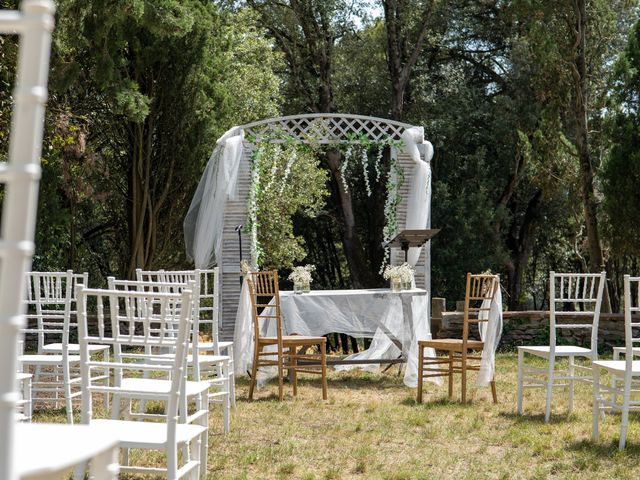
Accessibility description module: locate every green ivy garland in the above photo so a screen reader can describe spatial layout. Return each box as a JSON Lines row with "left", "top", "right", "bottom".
{"left": 245, "top": 132, "right": 405, "bottom": 272}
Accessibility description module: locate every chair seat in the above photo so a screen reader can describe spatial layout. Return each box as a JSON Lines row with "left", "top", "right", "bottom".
{"left": 518, "top": 345, "right": 592, "bottom": 357}
{"left": 90, "top": 419, "right": 206, "bottom": 447}
{"left": 195, "top": 341, "right": 233, "bottom": 350}
{"left": 593, "top": 360, "right": 640, "bottom": 374}
{"left": 156, "top": 353, "right": 229, "bottom": 365}
{"left": 18, "top": 354, "right": 81, "bottom": 364}
{"left": 259, "top": 335, "right": 327, "bottom": 346}
{"left": 419, "top": 338, "right": 484, "bottom": 351}
{"left": 120, "top": 378, "right": 210, "bottom": 397}
{"left": 42, "top": 343, "right": 110, "bottom": 354}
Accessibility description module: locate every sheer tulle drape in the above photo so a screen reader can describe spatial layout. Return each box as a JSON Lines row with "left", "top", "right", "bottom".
{"left": 184, "top": 128, "right": 243, "bottom": 268}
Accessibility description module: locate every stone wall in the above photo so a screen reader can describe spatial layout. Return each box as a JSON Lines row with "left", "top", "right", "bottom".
{"left": 431, "top": 302, "right": 627, "bottom": 352}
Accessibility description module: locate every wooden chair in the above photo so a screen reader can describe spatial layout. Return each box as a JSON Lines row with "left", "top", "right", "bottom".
{"left": 417, "top": 273, "right": 500, "bottom": 404}
{"left": 246, "top": 271, "right": 328, "bottom": 401}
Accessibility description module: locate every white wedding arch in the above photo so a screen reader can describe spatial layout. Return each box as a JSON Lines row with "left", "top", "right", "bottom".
{"left": 184, "top": 113, "right": 434, "bottom": 340}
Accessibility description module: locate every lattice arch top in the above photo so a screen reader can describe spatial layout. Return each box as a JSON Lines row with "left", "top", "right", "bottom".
{"left": 242, "top": 113, "right": 423, "bottom": 144}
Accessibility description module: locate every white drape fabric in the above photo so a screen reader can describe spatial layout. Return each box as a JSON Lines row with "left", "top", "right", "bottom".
{"left": 184, "top": 127, "right": 243, "bottom": 268}
{"left": 402, "top": 127, "right": 432, "bottom": 267}
{"left": 234, "top": 288, "right": 434, "bottom": 387}
{"left": 477, "top": 286, "right": 503, "bottom": 386}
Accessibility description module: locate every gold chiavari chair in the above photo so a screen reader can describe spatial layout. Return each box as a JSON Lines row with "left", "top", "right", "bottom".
{"left": 247, "top": 271, "right": 328, "bottom": 401}
{"left": 417, "top": 273, "right": 500, "bottom": 403}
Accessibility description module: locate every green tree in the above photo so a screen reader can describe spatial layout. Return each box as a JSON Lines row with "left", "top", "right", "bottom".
{"left": 603, "top": 19, "right": 640, "bottom": 259}
{"left": 24, "top": 1, "right": 283, "bottom": 283}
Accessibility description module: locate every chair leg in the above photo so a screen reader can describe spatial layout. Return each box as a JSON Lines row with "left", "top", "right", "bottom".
{"left": 248, "top": 343, "right": 260, "bottom": 401}
{"left": 448, "top": 350, "right": 454, "bottom": 400}
{"left": 291, "top": 346, "right": 298, "bottom": 397}
{"left": 277, "top": 346, "right": 285, "bottom": 401}
{"left": 228, "top": 352, "right": 236, "bottom": 408}
{"left": 490, "top": 379, "right": 498, "bottom": 404}
{"left": 198, "top": 392, "right": 209, "bottom": 474}
{"left": 461, "top": 350, "right": 467, "bottom": 404}
{"left": 321, "top": 341, "right": 328, "bottom": 400}
{"left": 417, "top": 346, "right": 424, "bottom": 404}
{"left": 620, "top": 375, "right": 632, "bottom": 450}
{"left": 568, "top": 356, "right": 575, "bottom": 414}
{"left": 103, "top": 349, "right": 110, "bottom": 410}
{"left": 167, "top": 444, "right": 178, "bottom": 480}
{"left": 545, "top": 355, "right": 555, "bottom": 423}
{"left": 64, "top": 363, "right": 73, "bottom": 424}
{"left": 517, "top": 349, "right": 524, "bottom": 415}
{"left": 222, "top": 361, "right": 230, "bottom": 433}
{"left": 592, "top": 366, "right": 600, "bottom": 442}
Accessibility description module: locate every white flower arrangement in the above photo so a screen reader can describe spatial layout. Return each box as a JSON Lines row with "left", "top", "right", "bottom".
{"left": 288, "top": 264, "right": 316, "bottom": 284}
{"left": 240, "top": 259, "right": 252, "bottom": 276}
{"left": 383, "top": 263, "right": 414, "bottom": 283}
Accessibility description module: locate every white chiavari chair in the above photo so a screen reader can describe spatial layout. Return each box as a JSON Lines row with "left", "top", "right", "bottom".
{"left": 107, "top": 277, "right": 230, "bottom": 433}
{"left": 76, "top": 286, "right": 208, "bottom": 479}
{"left": 136, "top": 268, "right": 236, "bottom": 408}
{"left": 517, "top": 271, "right": 606, "bottom": 422}
{"left": 592, "top": 275, "right": 640, "bottom": 450}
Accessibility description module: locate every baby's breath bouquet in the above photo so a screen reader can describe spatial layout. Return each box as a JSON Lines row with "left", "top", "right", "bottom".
{"left": 288, "top": 264, "right": 315, "bottom": 293}
{"left": 383, "top": 263, "right": 414, "bottom": 291}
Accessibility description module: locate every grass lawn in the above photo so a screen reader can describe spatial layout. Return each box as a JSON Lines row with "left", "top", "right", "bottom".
{"left": 34, "top": 353, "right": 640, "bottom": 479}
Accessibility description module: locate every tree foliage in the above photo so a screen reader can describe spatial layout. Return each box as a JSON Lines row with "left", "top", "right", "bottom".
{"left": 253, "top": 143, "right": 328, "bottom": 269}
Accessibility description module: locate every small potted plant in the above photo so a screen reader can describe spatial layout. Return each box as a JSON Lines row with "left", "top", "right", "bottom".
{"left": 288, "top": 264, "right": 315, "bottom": 294}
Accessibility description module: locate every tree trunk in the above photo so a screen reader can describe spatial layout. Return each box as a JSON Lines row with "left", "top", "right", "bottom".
{"left": 572, "top": 0, "right": 611, "bottom": 311}
{"left": 325, "top": 150, "right": 375, "bottom": 288}
{"left": 504, "top": 190, "right": 543, "bottom": 310}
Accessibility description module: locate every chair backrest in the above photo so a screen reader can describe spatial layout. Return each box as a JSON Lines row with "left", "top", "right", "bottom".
{"left": 462, "top": 273, "right": 500, "bottom": 344}
{"left": 623, "top": 275, "right": 640, "bottom": 373}
{"left": 136, "top": 268, "right": 221, "bottom": 346}
{"left": 549, "top": 271, "right": 606, "bottom": 353}
{"left": 246, "top": 271, "right": 282, "bottom": 345}
{"left": 23, "top": 270, "right": 88, "bottom": 353}
{"left": 107, "top": 277, "right": 202, "bottom": 375}
{"left": 76, "top": 285, "right": 194, "bottom": 440}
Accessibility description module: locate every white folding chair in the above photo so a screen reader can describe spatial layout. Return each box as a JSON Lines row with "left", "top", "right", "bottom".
{"left": 517, "top": 271, "right": 606, "bottom": 422}
{"left": 592, "top": 275, "right": 640, "bottom": 450}
{"left": 18, "top": 271, "right": 82, "bottom": 422}
{"left": 19, "top": 271, "right": 110, "bottom": 422}
{"left": 76, "top": 286, "right": 208, "bottom": 479}
{"left": 108, "top": 277, "right": 230, "bottom": 433}
{"left": 136, "top": 268, "right": 236, "bottom": 408}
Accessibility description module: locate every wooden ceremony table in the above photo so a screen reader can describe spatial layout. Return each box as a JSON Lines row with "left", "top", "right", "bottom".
{"left": 235, "top": 287, "right": 435, "bottom": 387}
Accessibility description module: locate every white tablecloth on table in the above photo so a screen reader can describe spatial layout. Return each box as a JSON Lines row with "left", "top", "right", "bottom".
{"left": 233, "top": 282, "right": 438, "bottom": 387}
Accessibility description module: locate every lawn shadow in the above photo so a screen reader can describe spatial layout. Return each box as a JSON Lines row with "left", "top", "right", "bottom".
{"left": 567, "top": 438, "right": 640, "bottom": 458}
{"left": 498, "top": 411, "right": 571, "bottom": 425}
{"left": 235, "top": 392, "right": 286, "bottom": 403}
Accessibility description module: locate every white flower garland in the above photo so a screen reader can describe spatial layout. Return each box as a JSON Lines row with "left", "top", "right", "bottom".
{"left": 339, "top": 145, "right": 352, "bottom": 192}
{"left": 247, "top": 145, "right": 262, "bottom": 268}
{"left": 280, "top": 147, "right": 296, "bottom": 193}
{"left": 361, "top": 146, "right": 372, "bottom": 197}
{"left": 380, "top": 154, "right": 404, "bottom": 273}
